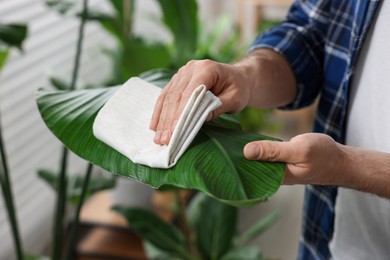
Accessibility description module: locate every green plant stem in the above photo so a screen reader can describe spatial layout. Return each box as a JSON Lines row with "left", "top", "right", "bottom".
{"left": 173, "top": 190, "right": 197, "bottom": 256}
{"left": 51, "top": 146, "right": 68, "bottom": 260}
{"left": 51, "top": 0, "right": 88, "bottom": 259}
{"left": 123, "top": 0, "right": 133, "bottom": 38}
{"left": 0, "top": 113, "right": 23, "bottom": 260}
{"left": 63, "top": 163, "right": 93, "bottom": 260}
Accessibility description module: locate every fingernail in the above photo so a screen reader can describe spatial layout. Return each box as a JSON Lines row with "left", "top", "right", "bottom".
{"left": 244, "top": 144, "right": 259, "bottom": 159}
{"left": 161, "top": 130, "right": 169, "bottom": 143}
{"left": 154, "top": 131, "right": 162, "bottom": 144}
{"left": 149, "top": 121, "right": 155, "bottom": 130}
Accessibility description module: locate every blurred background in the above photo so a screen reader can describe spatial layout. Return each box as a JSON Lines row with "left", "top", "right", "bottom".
{"left": 0, "top": 0, "right": 316, "bottom": 259}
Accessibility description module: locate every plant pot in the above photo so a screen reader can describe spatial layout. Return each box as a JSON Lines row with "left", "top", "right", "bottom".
{"left": 111, "top": 177, "right": 154, "bottom": 209}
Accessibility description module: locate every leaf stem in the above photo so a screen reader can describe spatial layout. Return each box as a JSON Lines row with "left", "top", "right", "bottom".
{"left": 63, "top": 163, "right": 93, "bottom": 260}
{"left": 51, "top": 0, "right": 88, "bottom": 259}
{"left": 123, "top": 0, "right": 133, "bottom": 38}
{"left": 173, "top": 190, "right": 197, "bottom": 256}
{"left": 51, "top": 147, "right": 68, "bottom": 260}
{"left": 0, "top": 113, "right": 23, "bottom": 260}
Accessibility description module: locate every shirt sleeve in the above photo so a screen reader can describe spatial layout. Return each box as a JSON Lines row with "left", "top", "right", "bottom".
{"left": 249, "top": 0, "right": 330, "bottom": 109}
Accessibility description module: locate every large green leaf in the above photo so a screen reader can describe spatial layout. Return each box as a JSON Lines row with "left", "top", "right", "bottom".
{"left": 35, "top": 80, "right": 284, "bottom": 207}
{"left": 0, "top": 24, "right": 28, "bottom": 50}
{"left": 156, "top": 0, "right": 198, "bottom": 66}
{"left": 188, "top": 193, "right": 237, "bottom": 259}
{"left": 112, "top": 206, "right": 190, "bottom": 258}
{"left": 37, "top": 169, "right": 116, "bottom": 205}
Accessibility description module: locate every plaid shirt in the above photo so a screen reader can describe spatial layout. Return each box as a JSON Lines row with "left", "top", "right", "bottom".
{"left": 249, "top": 0, "right": 381, "bottom": 259}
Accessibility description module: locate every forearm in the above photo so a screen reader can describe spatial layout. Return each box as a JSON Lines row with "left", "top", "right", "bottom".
{"left": 234, "top": 48, "right": 297, "bottom": 108}
{"left": 338, "top": 145, "right": 390, "bottom": 198}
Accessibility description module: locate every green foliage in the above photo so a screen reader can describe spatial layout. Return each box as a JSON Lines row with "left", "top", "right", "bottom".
{"left": 197, "top": 15, "right": 243, "bottom": 63}
{"left": 35, "top": 77, "right": 284, "bottom": 206}
{"left": 156, "top": 0, "right": 198, "bottom": 66}
{"left": 117, "top": 193, "right": 274, "bottom": 259}
{"left": 112, "top": 206, "right": 191, "bottom": 258}
{"left": 0, "top": 22, "right": 28, "bottom": 260}
{"left": 49, "top": 75, "right": 71, "bottom": 90}
{"left": 188, "top": 193, "right": 237, "bottom": 259}
{"left": 0, "top": 24, "right": 28, "bottom": 50}
{"left": 37, "top": 169, "right": 116, "bottom": 205}
{"left": 221, "top": 246, "right": 262, "bottom": 260}
{"left": 234, "top": 212, "right": 279, "bottom": 247}
{"left": 238, "top": 107, "right": 278, "bottom": 132}
{"left": 45, "top": 0, "right": 75, "bottom": 15}
{"left": 0, "top": 23, "right": 28, "bottom": 71}
{"left": 0, "top": 50, "right": 9, "bottom": 71}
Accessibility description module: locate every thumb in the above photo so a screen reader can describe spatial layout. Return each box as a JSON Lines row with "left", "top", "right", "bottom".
{"left": 207, "top": 93, "right": 242, "bottom": 121}
{"left": 244, "top": 140, "right": 293, "bottom": 162}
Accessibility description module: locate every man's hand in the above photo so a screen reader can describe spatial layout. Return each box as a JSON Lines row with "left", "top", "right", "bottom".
{"left": 150, "top": 49, "right": 297, "bottom": 145}
{"left": 244, "top": 133, "right": 390, "bottom": 199}
{"left": 150, "top": 60, "right": 252, "bottom": 145}
{"left": 244, "top": 133, "right": 346, "bottom": 185}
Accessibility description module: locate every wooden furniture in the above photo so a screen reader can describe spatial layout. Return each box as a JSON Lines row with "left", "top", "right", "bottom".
{"left": 236, "top": 0, "right": 293, "bottom": 40}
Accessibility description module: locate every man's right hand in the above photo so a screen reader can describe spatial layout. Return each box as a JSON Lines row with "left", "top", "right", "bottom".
{"left": 149, "top": 59, "right": 252, "bottom": 145}
{"left": 149, "top": 49, "right": 297, "bottom": 145}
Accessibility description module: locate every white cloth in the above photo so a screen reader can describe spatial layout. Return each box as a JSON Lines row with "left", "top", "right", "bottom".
{"left": 93, "top": 77, "right": 222, "bottom": 169}
{"left": 330, "top": 1, "right": 390, "bottom": 259}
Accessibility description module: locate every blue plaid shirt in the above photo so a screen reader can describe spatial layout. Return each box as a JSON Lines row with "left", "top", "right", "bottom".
{"left": 249, "top": 0, "right": 382, "bottom": 259}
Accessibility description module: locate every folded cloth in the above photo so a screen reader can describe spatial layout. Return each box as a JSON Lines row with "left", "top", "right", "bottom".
{"left": 93, "top": 77, "right": 222, "bottom": 169}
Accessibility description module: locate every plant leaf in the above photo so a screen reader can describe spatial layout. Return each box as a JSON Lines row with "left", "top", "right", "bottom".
{"left": 49, "top": 76, "right": 71, "bottom": 91}
{"left": 188, "top": 193, "right": 237, "bottom": 259}
{"left": 0, "top": 50, "right": 9, "bottom": 71}
{"left": 24, "top": 253, "right": 50, "bottom": 260}
{"left": 45, "top": 0, "right": 75, "bottom": 15}
{"left": 121, "top": 38, "right": 171, "bottom": 78}
{"left": 221, "top": 246, "right": 263, "bottom": 260}
{"left": 143, "top": 240, "right": 180, "bottom": 260}
{"left": 112, "top": 206, "right": 189, "bottom": 257}
{"left": 37, "top": 169, "right": 116, "bottom": 205}
{"left": 139, "top": 68, "right": 175, "bottom": 88}
{"left": 155, "top": 0, "right": 198, "bottom": 66}
{"left": 234, "top": 211, "right": 279, "bottom": 247}
{"left": 35, "top": 75, "right": 284, "bottom": 206}
{"left": 0, "top": 24, "right": 28, "bottom": 50}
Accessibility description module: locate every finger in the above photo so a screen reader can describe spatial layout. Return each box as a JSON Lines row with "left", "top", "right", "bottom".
{"left": 243, "top": 140, "right": 294, "bottom": 162}
{"left": 171, "top": 75, "right": 213, "bottom": 127}
{"left": 154, "top": 91, "right": 179, "bottom": 145}
{"left": 162, "top": 74, "right": 193, "bottom": 139}
{"left": 207, "top": 91, "right": 241, "bottom": 121}
{"left": 149, "top": 91, "right": 166, "bottom": 131}
{"left": 149, "top": 81, "right": 172, "bottom": 131}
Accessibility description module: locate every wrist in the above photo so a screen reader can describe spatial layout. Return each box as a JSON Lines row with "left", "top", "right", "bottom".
{"left": 233, "top": 48, "right": 297, "bottom": 108}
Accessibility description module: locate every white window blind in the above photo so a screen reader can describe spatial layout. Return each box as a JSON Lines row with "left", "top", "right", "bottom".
{"left": 0, "top": 0, "right": 115, "bottom": 258}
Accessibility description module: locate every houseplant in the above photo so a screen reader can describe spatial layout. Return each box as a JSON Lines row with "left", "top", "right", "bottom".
{"left": 0, "top": 22, "right": 28, "bottom": 260}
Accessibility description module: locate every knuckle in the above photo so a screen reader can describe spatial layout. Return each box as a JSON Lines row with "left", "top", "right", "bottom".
{"left": 166, "top": 91, "right": 181, "bottom": 104}
{"left": 200, "top": 59, "right": 214, "bottom": 68}
{"left": 182, "top": 88, "right": 193, "bottom": 98}
{"left": 186, "top": 60, "right": 196, "bottom": 67}
{"left": 263, "top": 143, "right": 280, "bottom": 161}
